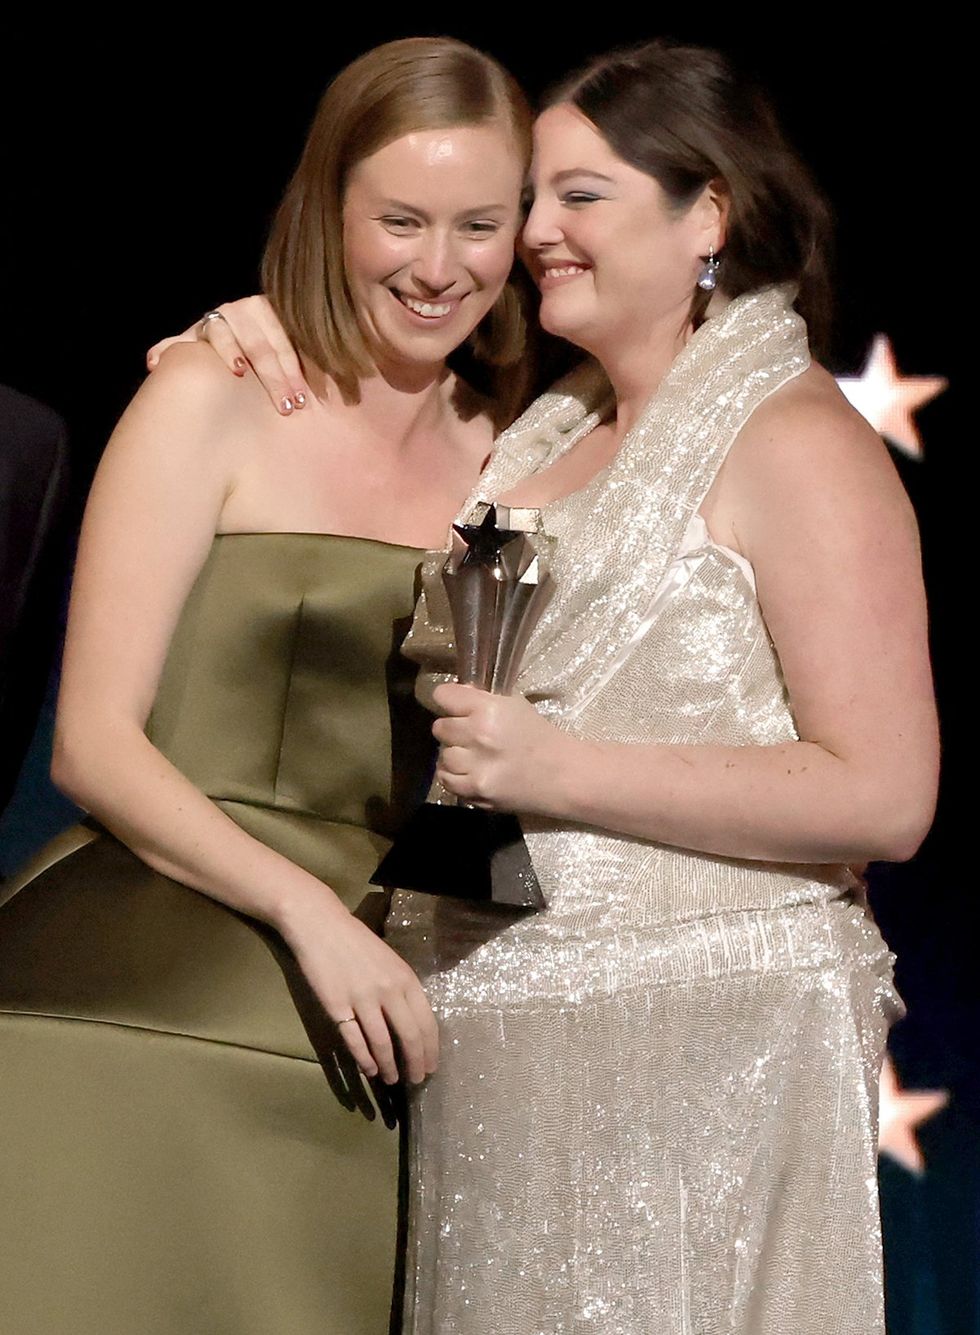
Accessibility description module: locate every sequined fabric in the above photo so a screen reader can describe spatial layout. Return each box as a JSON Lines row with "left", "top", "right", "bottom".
{"left": 387, "top": 288, "right": 901, "bottom": 1333}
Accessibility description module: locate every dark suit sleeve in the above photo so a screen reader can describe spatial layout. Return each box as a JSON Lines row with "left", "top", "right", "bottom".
{"left": 0, "top": 384, "right": 71, "bottom": 813}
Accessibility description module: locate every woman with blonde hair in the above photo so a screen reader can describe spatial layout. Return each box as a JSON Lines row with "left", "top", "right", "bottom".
{"left": 0, "top": 37, "right": 530, "bottom": 1335}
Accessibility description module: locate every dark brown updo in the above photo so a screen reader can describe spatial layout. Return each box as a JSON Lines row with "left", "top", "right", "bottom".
{"left": 545, "top": 40, "right": 834, "bottom": 356}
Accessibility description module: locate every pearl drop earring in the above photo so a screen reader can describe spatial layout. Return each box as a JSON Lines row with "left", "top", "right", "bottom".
{"left": 697, "top": 246, "right": 720, "bottom": 292}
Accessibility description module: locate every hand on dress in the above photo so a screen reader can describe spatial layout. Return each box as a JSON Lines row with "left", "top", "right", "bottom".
{"left": 432, "top": 684, "right": 569, "bottom": 816}
{"left": 146, "top": 295, "right": 311, "bottom": 416}
{"left": 279, "top": 893, "right": 439, "bottom": 1088}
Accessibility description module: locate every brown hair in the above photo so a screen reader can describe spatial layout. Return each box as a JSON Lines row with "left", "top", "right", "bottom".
{"left": 261, "top": 37, "right": 533, "bottom": 416}
{"left": 545, "top": 40, "right": 835, "bottom": 356}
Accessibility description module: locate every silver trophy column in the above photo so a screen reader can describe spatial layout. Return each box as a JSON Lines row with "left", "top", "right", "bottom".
{"left": 371, "top": 503, "right": 553, "bottom": 910}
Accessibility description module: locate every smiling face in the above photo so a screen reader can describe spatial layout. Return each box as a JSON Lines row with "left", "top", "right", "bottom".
{"left": 523, "top": 103, "right": 724, "bottom": 358}
{"left": 342, "top": 124, "right": 524, "bottom": 378}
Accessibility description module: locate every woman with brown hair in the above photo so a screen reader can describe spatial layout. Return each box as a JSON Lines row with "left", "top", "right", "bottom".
{"left": 398, "top": 43, "right": 937, "bottom": 1333}
{"left": 188, "top": 40, "right": 937, "bottom": 1334}
{"left": 0, "top": 37, "right": 529, "bottom": 1335}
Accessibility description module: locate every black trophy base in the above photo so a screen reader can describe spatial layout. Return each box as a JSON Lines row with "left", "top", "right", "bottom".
{"left": 370, "top": 803, "right": 545, "bottom": 910}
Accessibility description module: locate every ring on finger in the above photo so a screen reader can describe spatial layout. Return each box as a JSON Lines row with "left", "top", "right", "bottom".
{"left": 337, "top": 1014, "right": 359, "bottom": 1027}
{"left": 199, "top": 309, "right": 226, "bottom": 337}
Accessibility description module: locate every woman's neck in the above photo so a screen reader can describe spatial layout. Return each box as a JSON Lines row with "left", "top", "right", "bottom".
{"left": 595, "top": 290, "right": 731, "bottom": 438}
{"left": 304, "top": 356, "right": 456, "bottom": 448}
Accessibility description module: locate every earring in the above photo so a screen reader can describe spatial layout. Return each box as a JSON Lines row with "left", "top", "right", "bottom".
{"left": 697, "top": 247, "right": 720, "bottom": 292}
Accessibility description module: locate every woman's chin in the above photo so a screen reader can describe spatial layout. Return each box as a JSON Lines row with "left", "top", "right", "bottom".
{"left": 538, "top": 308, "right": 573, "bottom": 339}
{"left": 536, "top": 294, "right": 589, "bottom": 344}
{"left": 539, "top": 311, "right": 592, "bottom": 352}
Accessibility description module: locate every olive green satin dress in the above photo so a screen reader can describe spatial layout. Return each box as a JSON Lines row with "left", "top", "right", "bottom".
{"left": 0, "top": 533, "right": 431, "bottom": 1335}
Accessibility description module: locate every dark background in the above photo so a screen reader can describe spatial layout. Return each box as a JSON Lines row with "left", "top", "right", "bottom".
{"left": 0, "top": 21, "right": 968, "bottom": 1332}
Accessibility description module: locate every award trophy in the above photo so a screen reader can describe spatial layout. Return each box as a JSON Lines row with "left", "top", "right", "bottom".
{"left": 371, "top": 503, "right": 553, "bottom": 910}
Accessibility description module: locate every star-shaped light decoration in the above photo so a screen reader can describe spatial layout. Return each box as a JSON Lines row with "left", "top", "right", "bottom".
{"left": 878, "top": 1054, "right": 948, "bottom": 1174}
{"left": 837, "top": 334, "right": 947, "bottom": 459}
{"left": 452, "top": 504, "right": 521, "bottom": 570}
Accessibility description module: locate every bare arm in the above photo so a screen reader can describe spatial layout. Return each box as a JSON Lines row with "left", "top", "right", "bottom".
{"left": 146, "top": 296, "right": 309, "bottom": 415}
{"left": 432, "top": 379, "right": 939, "bottom": 865}
{"left": 54, "top": 345, "right": 437, "bottom": 1083}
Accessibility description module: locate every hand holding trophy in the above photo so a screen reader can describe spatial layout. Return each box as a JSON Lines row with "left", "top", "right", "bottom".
{"left": 371, "top": 503, "right": 554, "bottom": 910}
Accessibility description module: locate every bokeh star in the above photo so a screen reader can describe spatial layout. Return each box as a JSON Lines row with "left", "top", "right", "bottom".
{"left": 878, "top": 1054, "right": 948, "bottom": 1175}
{"left": 837, "top": 334, "right": 947, "bottom": 460}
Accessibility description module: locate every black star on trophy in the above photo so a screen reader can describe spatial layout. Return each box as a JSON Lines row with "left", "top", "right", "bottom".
{"left": 371, "top": 503, "right": 554, "bottom": 910}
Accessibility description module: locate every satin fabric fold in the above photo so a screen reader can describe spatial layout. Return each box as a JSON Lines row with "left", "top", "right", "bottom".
{"left": 0, "top": 532, "right": 430, "bottom": 1335}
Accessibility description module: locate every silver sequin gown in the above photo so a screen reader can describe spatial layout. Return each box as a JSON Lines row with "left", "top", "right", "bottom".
{"left": 386, "top": 286, "right": 902, "bottom": 1334}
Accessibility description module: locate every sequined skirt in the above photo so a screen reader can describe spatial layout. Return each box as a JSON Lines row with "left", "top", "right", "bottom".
{"left": 386, "top": 891, "right": 901, "bottom": 1335}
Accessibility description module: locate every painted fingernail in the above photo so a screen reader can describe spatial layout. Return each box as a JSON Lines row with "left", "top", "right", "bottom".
{"left": 279, "top": 396, "right": 294, "bottom": 414}
{"left": 293, "top": 390, "right": 307, "bottom": 408}
{"left": 233, "top": 356, "right": 246, "bottom": 375}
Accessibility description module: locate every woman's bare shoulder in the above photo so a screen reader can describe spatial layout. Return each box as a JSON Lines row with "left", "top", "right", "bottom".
{"left": 706, "top": 362, "right": 913, "bottom": 553}
{"left": 147, "top": 341, "right": 263, "bottom": 419}
{"left": 741, "top": 362, "right": 881, "bottom": 454}
{"left": 112, "top": 341, "right": 269, "bottom": 473}
{"left": 729, "top": 361, "right": 900, "bottom": 492}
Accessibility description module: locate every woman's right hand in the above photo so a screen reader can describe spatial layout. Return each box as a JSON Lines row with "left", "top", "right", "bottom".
{"left": 146, "top": 295, "right": 310, "bottom": 416}
{"left": 282, "top": 894, "right": 440, "bottom": 1087}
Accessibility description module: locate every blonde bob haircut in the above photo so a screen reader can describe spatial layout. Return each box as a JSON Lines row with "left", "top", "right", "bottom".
{"left": 261, "top": 37, "right": 533, "bottom": 408}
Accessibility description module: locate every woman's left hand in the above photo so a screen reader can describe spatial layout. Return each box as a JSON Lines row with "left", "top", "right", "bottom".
{"left": 431, "top": 684, "right": 569, "bottom": 815}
